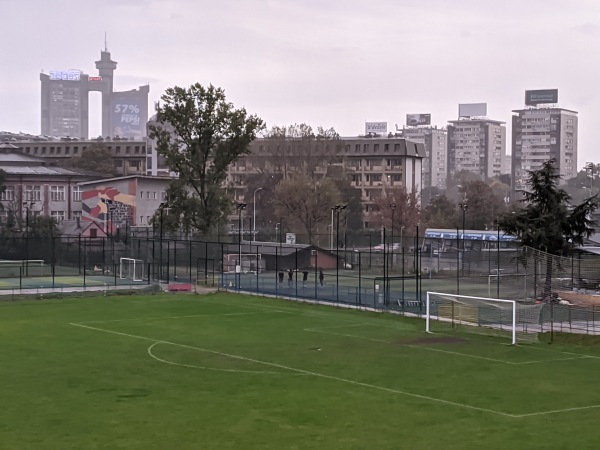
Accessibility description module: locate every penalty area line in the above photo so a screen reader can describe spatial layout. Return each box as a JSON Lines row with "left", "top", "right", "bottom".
{"left": 69, "top": 321, "right": 515, "bottom": 418}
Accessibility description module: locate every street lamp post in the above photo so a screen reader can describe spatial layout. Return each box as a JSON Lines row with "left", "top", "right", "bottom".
{"left": 388, "top": 203, "right": 396, "bottom": 269}
{"left": 330, "top": 208, "right": 335, "bottom": 250}
{"left": 334, "top": 204, "right": 347, "bottom": 302}
{"left": 458, "top": 201, "right": 468, "bottom": 275}
{"left": 158, "top": 202, "right": 170, "bottom": 281}
{"left": 252, "top": 188, "right": 263, "bottom": 242}
{"left": 236, "top": 203, "right": 247, "bottom": 285}
{"left": 24, "top": 202, "right": 35, "bottom": 277}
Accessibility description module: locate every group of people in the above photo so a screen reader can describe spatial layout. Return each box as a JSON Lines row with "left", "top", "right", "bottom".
{"left": 278, "top": 268, "right": 325, "bottom": 287}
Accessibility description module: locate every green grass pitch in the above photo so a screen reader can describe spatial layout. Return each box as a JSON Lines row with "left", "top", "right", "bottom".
{"left": 2, "top": 292, "right": 600, "bottom": 449}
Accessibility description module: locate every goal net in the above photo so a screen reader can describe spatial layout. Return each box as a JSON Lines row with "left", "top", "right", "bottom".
{"left": 488, "top": 273, "right": 530, "bottom": 300}
{"left": 223, "top": 253, "right": 262, "bottom": 273}
{"left": 426, "top": 292, "right": 543, "bottom": 344}
{"left": 119, "top": 258, "right": 145, "bottom": 281}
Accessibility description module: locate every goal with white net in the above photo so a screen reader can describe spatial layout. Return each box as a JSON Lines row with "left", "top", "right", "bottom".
{"left": 119, "top": 258, "right": 145, "bottom": 281}
{"left": 426, "top": 292, "right": 543, "bottom": 344}
{"left": 223, "top": 253, "right": 263, "bottom": 273}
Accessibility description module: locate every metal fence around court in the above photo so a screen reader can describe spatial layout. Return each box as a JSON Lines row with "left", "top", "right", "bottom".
{"left": 5, "top": 234, "right": 600, "bottom": 336}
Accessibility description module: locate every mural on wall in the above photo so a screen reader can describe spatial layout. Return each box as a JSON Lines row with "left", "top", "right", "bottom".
{"left": 82, "top": 187, "right": 135, "bottom": 232}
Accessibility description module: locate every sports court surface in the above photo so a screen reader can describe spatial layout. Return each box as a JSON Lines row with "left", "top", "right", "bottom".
{"left": 2, "top": 291, "right": 600, "bottom": 449}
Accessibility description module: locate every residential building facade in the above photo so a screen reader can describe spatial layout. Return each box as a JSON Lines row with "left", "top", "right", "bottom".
{"left": 447, "top": 118, "right": 506, "bottom": 180}
{"left": 1, "top": 134, "right": 148, "bottom": 176}
{"left": 398, "top": 126, "right": 447, "bottom": 190}
{"left": 511, "top": 107, "right": 578, "bottom": 190}
{"left": 226, "top": 136, "right": 424, "bottom": 227}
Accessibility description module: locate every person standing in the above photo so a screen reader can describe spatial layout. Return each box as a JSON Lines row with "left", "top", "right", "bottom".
{"left": 278, "top": 271, "right": 284, "bottom": 286}
{"left": 319, "top": 269, "right": 324, "bottom": 287}
{"left": 302, "top": 270, "right": 309, "bottom": 288}
{"left": 288, "top": 268, "right": 293, "bottom": 287}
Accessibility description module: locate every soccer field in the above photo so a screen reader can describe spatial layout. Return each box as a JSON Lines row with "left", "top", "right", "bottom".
{"left": 2, "top": 292, "right": 600, "bottom": 449}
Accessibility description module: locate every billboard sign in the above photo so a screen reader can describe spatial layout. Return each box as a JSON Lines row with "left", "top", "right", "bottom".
{"left": 406, "top": 113, "right": 431, "bottom": 126}
{"left": 49, "top": 70, "right": 81, "bottom": 81}
{"left": 110, "top": 90, "right": 147, "bottom": 139}
{"left": 458, "top": 103, "right": 487, "bottom": 118}
{"left": 88, "top": 76, "right": 103, "bottom": 82}
{"left": 365, "top": 122, "right": 387, "bottom": 134}
{"left": 525, "top": 89, "right": 558, "bottom": 106}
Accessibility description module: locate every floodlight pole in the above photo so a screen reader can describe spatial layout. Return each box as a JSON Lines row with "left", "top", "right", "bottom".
{"left": 158, "top": 202, "right": 170, "bottom": 281}
{"left": 334, "top": 204, "right": 347, "bottom": 303}
{"left": 236, "top": 203, "right": 247, "bottom": 286}
{"left": 388, "top": 203, "right": 396, "bottom": 270}
{"left": 252, "top": 188, "right": 263, "bottom": 242}
{"left": 458, "top": 201, "right": 468, "bottom": 276}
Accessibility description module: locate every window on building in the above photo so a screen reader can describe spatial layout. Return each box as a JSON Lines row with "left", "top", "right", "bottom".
{"left": 153, "top": 192, "right": 157, "bottom": 200}
{"left": 161, "top": 191, "right": 168, "bottom": 200}
{"left": 140, "top": 191, "right": 144, "bottom": 199}
{"left": 145, "top": 191, "right": 150, "bottom": 200}
{"left": 0, "top": 186, "right": 15, "bottom": 201}
{"left": 50, "top": 186, "right": 65, "bottom": 201}
{"left": 72, "top": 185, "right": 82, "bottom": 202}
{"left": 140, "top": 216, "right": 145, "bottom": 225}
{"left": 72, "top": 211, "right": 82, "bottom": 220}
{"left": 24, "top": 185, "right": 41, "bottom": 201}
{"left": 51, "top": 211, "right": 65, "bottom": 222}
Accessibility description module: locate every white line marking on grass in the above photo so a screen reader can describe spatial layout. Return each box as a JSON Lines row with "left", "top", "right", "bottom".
{"left": 69, "top": 322, "right": 516, "bottom": 418}
{"left": 514, "top": 403, "right": 600, "bottom": 418}
{"left": 304, "top": 324, "right": 592, "bottom": 365}
{"left": 78, "top": 312, "right": 262, "bottom": 324}
{"left": 147, "top": 342, "right": 306, "bottom": 375}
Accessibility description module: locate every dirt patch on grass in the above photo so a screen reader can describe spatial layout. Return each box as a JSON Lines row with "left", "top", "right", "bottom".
{"left": 401, "top": 336, "right": 467, "bottom": 346}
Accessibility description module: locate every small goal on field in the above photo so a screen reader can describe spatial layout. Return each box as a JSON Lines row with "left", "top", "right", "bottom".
{"left": 119, "top": 258, "right": 145, "bottom": 282}
{"left": 223, "top": 253, "right": 263, "bottom": 273}
{"left": 425, "top": 291, "right": 543, "bottom": 344}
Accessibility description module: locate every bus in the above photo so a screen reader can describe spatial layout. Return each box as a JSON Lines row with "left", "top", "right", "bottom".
{"left": 422, "top": 228, "right": 517, "bottom": 256}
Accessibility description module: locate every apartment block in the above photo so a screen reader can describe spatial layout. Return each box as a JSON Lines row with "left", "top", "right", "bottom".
{"left": 512, "top": 107, "right": 578, "bottom": 189}
{"left": 398, "top": 126, "right": 447, "bottom": 190}
{"left": 447, "top": 118, "right": 506, "bottom": 180}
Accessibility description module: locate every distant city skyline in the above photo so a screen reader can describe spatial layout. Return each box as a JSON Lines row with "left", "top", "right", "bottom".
{"left": 1, "top": 0, "right": 599, "bottom": 169}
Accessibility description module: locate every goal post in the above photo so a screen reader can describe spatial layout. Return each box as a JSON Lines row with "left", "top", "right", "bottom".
{"left": 426, "top": 292, "right": 542, "bottom": 345}
{"left": 119, "top": 258, "right": 144, "bottom": 282}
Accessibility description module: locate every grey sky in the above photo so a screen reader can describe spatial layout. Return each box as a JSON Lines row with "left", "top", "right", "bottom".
{"left": 1, "top": 0, "right": 599, "bottom": 168}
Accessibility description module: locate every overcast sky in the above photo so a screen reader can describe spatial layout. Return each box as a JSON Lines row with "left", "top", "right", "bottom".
{"left": 1, "top": 0, "right": 599, "bottom": 168}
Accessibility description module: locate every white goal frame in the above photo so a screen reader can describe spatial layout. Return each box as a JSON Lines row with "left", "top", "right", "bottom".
{"left": 119, "top": 257, "right": 144, "bottom": 282}
{"left": 426, "top": 291, "right": 517, "bottom": 345}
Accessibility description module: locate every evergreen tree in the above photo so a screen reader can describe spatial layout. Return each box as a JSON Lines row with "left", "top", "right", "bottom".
{"left": 497, "top": 159, "right": 599, "bottom": 298}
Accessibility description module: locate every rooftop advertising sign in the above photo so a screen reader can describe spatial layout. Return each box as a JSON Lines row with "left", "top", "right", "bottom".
{"left": 49, "top": 70, "right": 81, "bottom": 81}
{"left": 458, "top": 103, "right": 487, "bottom": 118}
{"left": 406, "top": 113, "right": 431, "bottom": 126}
{"left": 365, "top": 122, "right": 387, "bottom": 134}
{"left": 525, "top": 89, "right": 558, "bottom": 106}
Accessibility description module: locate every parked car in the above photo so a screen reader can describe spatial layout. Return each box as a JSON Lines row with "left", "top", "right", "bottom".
{"left": 373, "top": 243, "right": 401, "bottom": 252}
